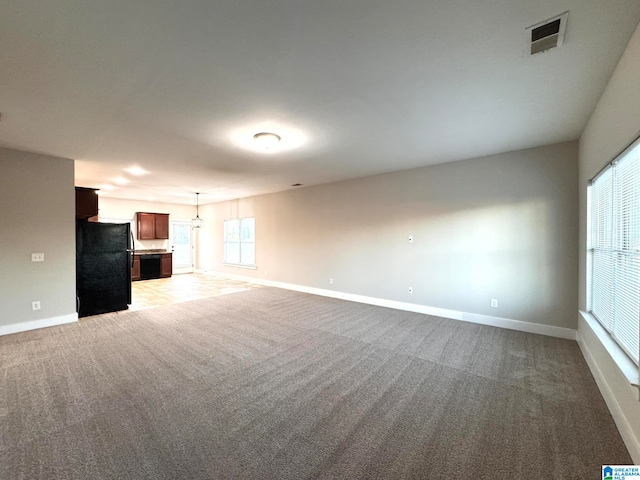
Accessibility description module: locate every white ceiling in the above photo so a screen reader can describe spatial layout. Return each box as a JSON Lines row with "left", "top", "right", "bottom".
{"left": 1, "top": 1, "right": 639, "bottom": 205}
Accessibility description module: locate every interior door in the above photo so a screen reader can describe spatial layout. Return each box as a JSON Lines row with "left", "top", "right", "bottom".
{"left": 170, "top": 220, "right": 194, "bottom": 274}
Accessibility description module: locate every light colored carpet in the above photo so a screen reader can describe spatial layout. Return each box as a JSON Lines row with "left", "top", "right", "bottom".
{"left": 0, "top": 287, "right": 631, "bottom": 479}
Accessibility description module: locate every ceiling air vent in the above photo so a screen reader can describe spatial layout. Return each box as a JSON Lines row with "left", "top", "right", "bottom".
{"left": 526, "top": 12, "right": 568, "bottom": 55}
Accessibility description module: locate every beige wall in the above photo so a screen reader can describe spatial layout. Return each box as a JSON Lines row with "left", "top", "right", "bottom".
{"left": 200, "top": 141, "right": 578, "bottom": 330}
{"left": 0, "top": 147, "right": 76, "bottom": 328}
{"left": 577, "top": 23, "right": 640, "bottom": 462}
{"left": 97, "top": 196, "right": 198, "bottom": 251}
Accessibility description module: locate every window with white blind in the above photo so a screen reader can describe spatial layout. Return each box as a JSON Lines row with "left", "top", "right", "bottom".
{"left": 588, "top": 137, "right": 640, "bottom": 365}
{"left": 223, "top": 218, "right": 256, "bottom": 267}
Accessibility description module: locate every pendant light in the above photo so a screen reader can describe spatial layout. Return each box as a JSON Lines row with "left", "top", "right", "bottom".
{"left": 192, "top": 192, "right": 203, "bottom": 228}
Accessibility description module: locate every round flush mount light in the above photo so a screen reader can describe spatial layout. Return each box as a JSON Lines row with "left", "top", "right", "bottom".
{"left": 228, "top": 123, "right": 306, "bottom": 153}
{"left": 253, "top": 132, "right": 281, "bottom": 149}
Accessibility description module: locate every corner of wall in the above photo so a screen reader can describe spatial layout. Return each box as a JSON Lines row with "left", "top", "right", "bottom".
{"left": 577, "top": 23, "right": 640, "bottom": 464}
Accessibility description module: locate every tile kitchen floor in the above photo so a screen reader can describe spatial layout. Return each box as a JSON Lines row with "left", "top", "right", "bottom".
{"left": 129, "top": 273, "right": 261, "bottom": 311}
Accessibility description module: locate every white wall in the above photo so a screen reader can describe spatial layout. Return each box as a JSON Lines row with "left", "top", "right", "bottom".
{"left": 577, "top": 23, "right": 640, "bottom": 463}
{"left": 199, "top": 141, "right": 578, "bottom": 332}
{"left": 0, "top": 147, "right": 76, "bottom": 334}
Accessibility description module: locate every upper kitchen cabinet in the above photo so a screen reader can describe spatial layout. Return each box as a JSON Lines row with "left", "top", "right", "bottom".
{"left": 136, "top": 212, "right": 169, "bottom": 240}
{"left": 154, "top": 214, "right": 169, "bottom": 239}
{"left": 137, "top": 213, "right": 155, "bottom": 239}
{"left": 75, "top": 187, "right": 99, "bottom": 220}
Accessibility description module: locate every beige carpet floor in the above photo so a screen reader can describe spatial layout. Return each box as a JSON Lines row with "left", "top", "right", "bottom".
{"left": 0, "top": 287, "right": 631, "bottom": 479}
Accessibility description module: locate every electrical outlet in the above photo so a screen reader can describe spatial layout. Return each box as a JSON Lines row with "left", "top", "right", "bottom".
{"left": 408, "top": 236, "right": 413, "bottom": 243}
{"left": 408, "top": 287, "right": 413, "bottom": 294}
{"left": 32, "top": 301, "right": 41, "bottom": 311}
{"left": 31, "top": 253, "right": 44, "bottom": 262}
{"left": 490, "top": 298, "right": 498, "bottom": 308}
{"left": 329, "top": 278, "right": 334, "bottom": 285}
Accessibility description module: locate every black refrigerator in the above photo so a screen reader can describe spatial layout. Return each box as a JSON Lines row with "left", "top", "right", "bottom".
{"left": 76, "top": 221, "right": 133, "bottom": 317}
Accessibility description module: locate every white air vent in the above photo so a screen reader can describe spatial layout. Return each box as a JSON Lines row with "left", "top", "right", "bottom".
{"left": 526, "top": 12, "right": 568, "bottom": 55}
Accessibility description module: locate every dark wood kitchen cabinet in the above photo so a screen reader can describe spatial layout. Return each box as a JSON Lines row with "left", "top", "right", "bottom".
{"left": 131, "top": 255, "right": 141, "bottom": 281}
{"left": 137, "top": 213, "right": 155, "bottom": 239}
{"left": 160, "top": 253, "right": 172, "bottom": 278}
{"left": 75, "top": 187, "right": 99, "bottom": 219}
{"left": 136, "top": 212, "right": 169, "bottom": 240}
{"left": 155, "top": 214, "right": 169, "bottom": 239}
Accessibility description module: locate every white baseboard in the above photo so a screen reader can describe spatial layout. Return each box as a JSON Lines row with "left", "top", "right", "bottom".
{"left": 0, "top": 313, "right": 78, "bottom": 337}
{"left": 203, "top": 270, "right": 576, "bottom": 340}
{"left": 577, "top": 328, "right": 640, "bottom": 463}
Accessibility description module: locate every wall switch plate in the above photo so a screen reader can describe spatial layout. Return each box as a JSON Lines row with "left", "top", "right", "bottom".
{"left": 408, "top": 236, "right": 413, "bottom": 243}
{"left": 408, "top": 287, "right": 413, "bottom": 294}
{"left": 329, "top": 278, "right": 334, "bottom": 285}
{"left": 32, "top": 301, "right": 41, "bottom": 311}
{"left": 31, "top": 253, "right": 44, "bottom": 262}
{"left": 490, "top": 299, "right": 498, "bottom": 308}
{"left": 264, "top": 270, "right": 268, "bottom": 276}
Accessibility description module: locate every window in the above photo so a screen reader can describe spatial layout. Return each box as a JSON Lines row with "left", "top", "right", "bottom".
{"left": 224, "top": 218, "right": 256, "bottom": 267}
{"left": 588, "top": 137, "right": 640, "bottom": 365}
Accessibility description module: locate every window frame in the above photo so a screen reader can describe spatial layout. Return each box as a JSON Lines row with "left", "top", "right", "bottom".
{"left": 587, "top": 135, "right": 640, "bottom": 369}
{"left": 223, "top": 217, "right": 256, "bottom": 268}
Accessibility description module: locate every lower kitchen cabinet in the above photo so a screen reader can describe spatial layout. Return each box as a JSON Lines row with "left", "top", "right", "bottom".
{"left": 131, "top": 252, "right": 171, "bottom": 281}
{"left": 131, "top": 255, "right": 140, "bottom": 281}
{"left": 161, "top": 253, "right": 172, "bottom": 278}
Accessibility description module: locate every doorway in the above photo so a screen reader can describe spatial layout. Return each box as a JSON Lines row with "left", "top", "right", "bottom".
{"left": 170, "top": 220, "right": 194, "bottom": 274}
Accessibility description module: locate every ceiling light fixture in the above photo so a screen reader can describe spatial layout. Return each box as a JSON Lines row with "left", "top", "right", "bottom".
{"left": 124, "top": 166, "right": 149, "bottom": 176}
{"left": 192, "top": 192, "right": 203, "bottom": 229}
{"left": 229, "top": 124, "right": 306, "bottom": 153}
{"left": 253, "top": 132, "right": 281, "bottom": 149}
{"left": 110, "top": 176, "right": 130, "bottom": 185}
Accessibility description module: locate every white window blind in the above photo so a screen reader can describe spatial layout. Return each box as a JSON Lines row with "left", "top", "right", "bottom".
{"left": 588, "top": 137, "right": 640, "bottom": 365}
{"left": 224, "top": 218, "right": 256, "bottom": 266}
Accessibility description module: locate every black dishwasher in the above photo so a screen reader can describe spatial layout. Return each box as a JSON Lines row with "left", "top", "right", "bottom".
{"left": 139, "top": 254, "right": 162, "bottom": 280}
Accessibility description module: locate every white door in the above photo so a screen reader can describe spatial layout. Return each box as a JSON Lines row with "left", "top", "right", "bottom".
{"left": 170, "top": 220, "right": 194, "bottom": 274}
